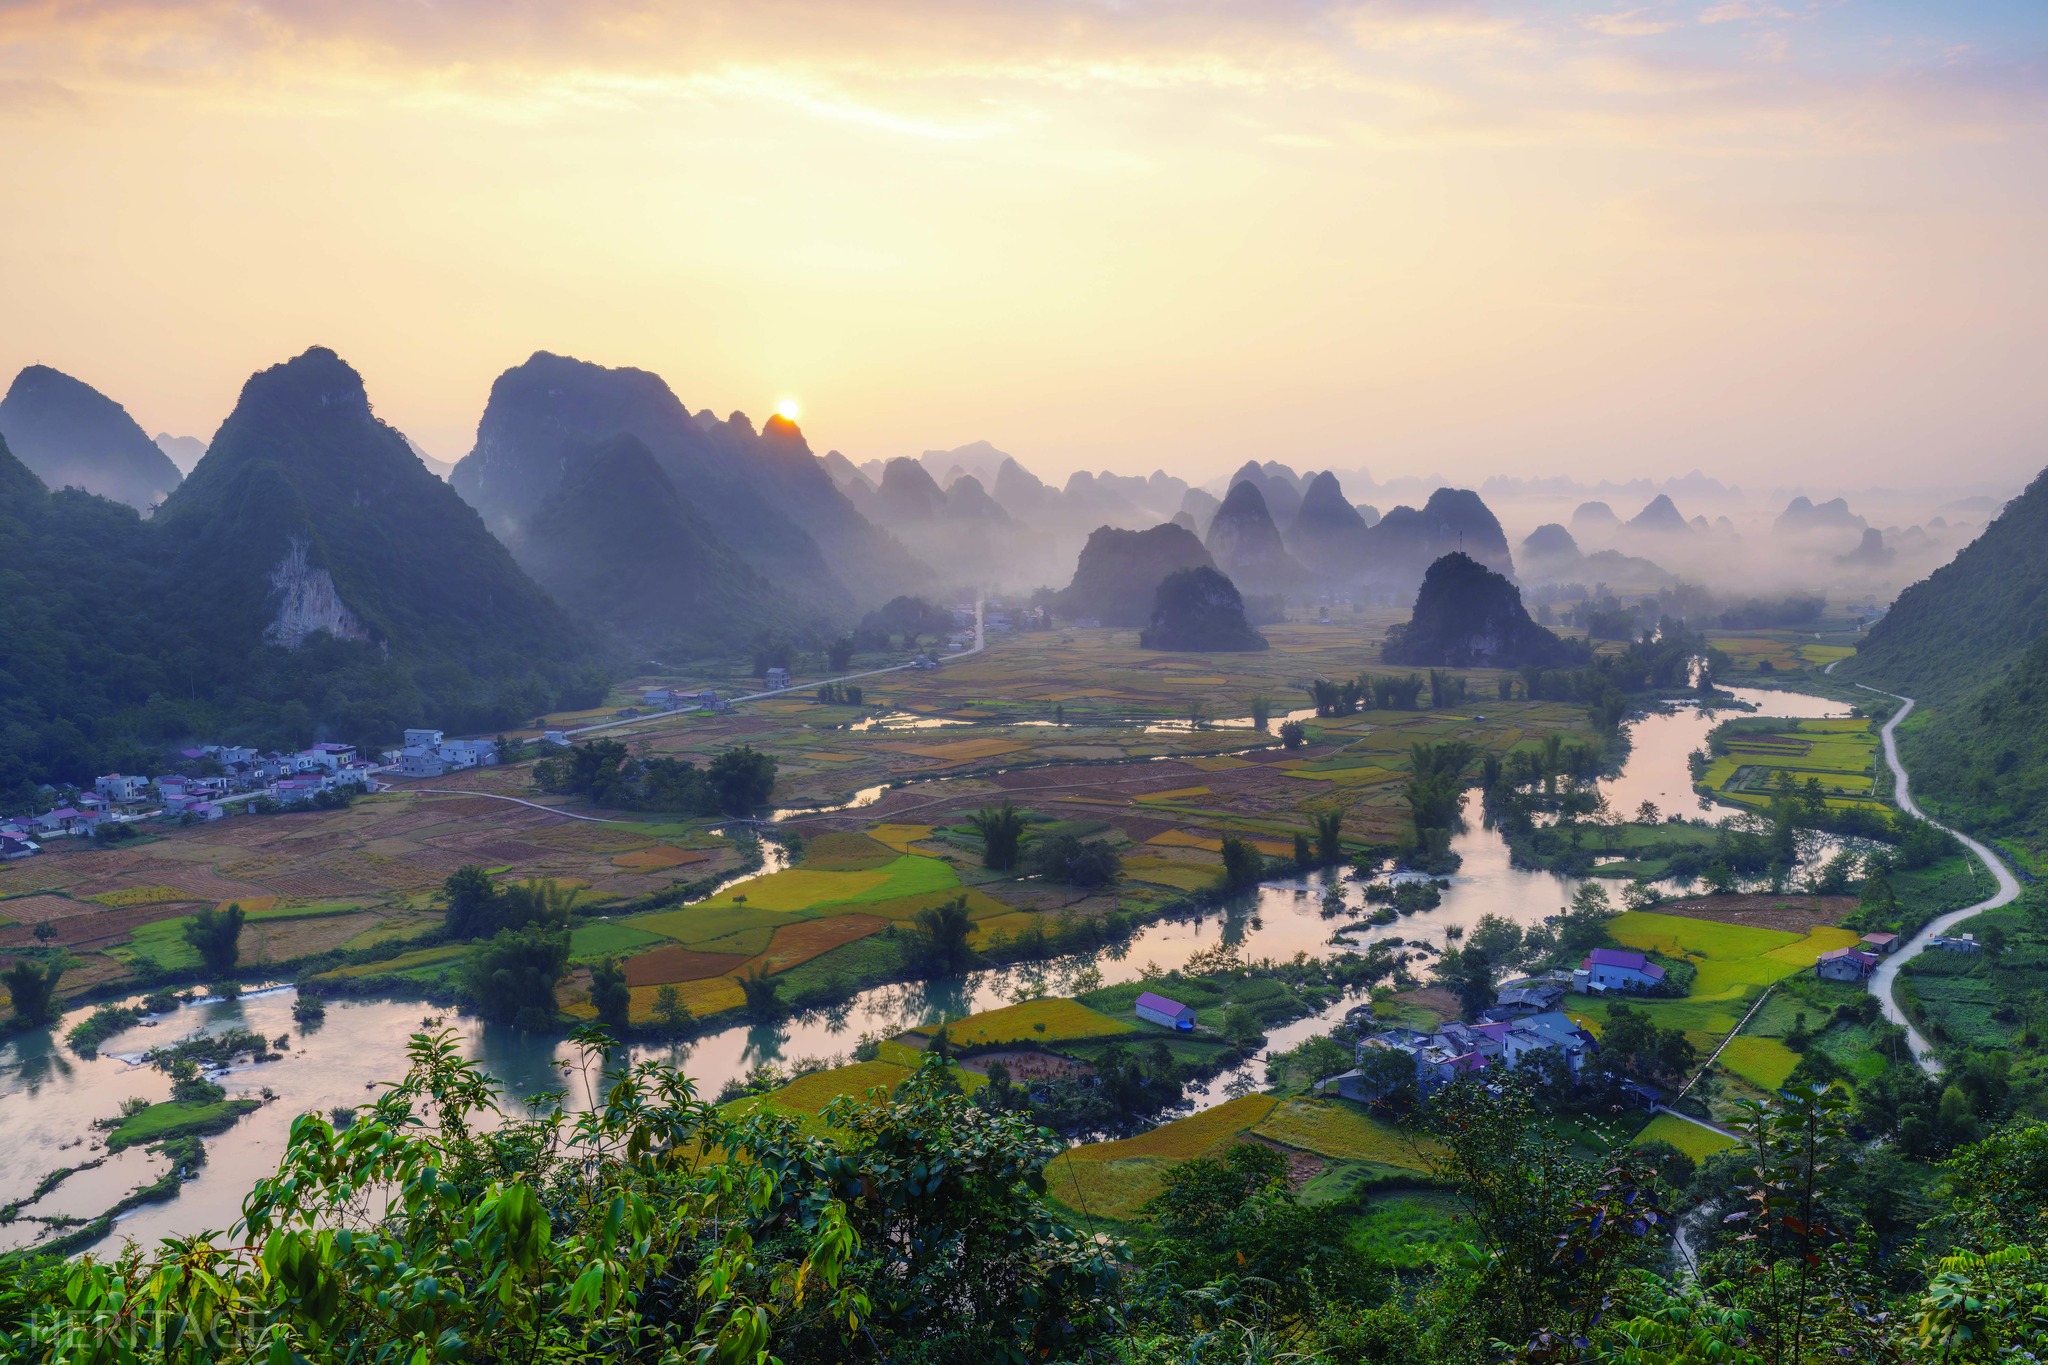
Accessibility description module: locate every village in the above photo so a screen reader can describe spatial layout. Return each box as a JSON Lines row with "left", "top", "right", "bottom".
{"left": 0, "top": 728, "right": 505, "bottom": 859}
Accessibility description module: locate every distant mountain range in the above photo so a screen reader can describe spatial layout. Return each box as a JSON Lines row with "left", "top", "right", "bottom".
{"left": 0, "top": 347, "right": 603, "bottom": 801}
{"left": 0, "top": 366, "right": 183, "bottom": 511}
{"left": 453, "top": 352, "right": 926, "bottom": 621}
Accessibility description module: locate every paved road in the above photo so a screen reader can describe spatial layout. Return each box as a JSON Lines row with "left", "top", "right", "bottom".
{"left": 1855, "top": 683, "right": 2022, "bottom": 1076}
{"left": 566, "top": 597, "right": 987, "bottom": 739}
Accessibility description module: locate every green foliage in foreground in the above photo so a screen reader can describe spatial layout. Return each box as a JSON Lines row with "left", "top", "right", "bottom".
{"left": 11, "top": 1039, "right": 2048, "bottom": 1364}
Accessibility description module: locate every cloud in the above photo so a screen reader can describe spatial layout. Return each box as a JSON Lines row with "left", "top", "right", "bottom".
{"left": 1580, "top": 9, "right": 1680, "bottom": 39}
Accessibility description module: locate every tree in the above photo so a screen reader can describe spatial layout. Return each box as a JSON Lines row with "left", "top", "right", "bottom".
{"left": 739, "top": 963, "right": 782, "bottom": 1021}
{"left": 183, "top": 902, "right": 245, "bottom": 976}
{"left": 1432, "top": 944, "right": 1501, "bottom": 1020}
{"left": 652, "top": 983, "right": 692, "bottom": 1037}
{"left": 826, "top": 636, "right": 855, "bottom": 671}
{"left": 1219, "top": 835, "right": 1262, "bottom": 889}
{"left": 3, "top": 956, "right": 66, "bottom": 1024}
{"left": 1247, "top": 695, "right": 1273, "bottom": 732}
{"left": 909, "top": 896, "right": 977, "bottom": 976}
{"left": 1312, "top": 808, "right": 1344, "bottom": 865}
{"left": 441, "top": 865, "right": 500, "bottom": 939}
{"left": 1024, "top": 833, "right": 1120, "bottom": 890}
{"left": 589, "top": 955, "right": 630, "bottom": 1032}
{"left": 1292, "top": 831, "right": 1312, "bottom": 867}
{"left": 461, "top": 924, "right": 569, "bottom": 1030}
{"left": 707, "top": 745, "right": 777, "bottom": 815}
{"left": 967, "top": 801, "right": 1027, "bottom": 871}
{"left": 498, "top": 878, "right": 579, "bottom": 931}
{"left": 1278, "top": 719, "right": 1306, "bottom": 749}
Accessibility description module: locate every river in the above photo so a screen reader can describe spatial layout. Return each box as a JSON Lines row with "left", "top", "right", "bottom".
{"left": 0, "top": 687, "right": 1848, "bottom": 1254}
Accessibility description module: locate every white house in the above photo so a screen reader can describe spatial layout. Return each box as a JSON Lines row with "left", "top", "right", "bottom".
{"left": 1135, "top": 991, "right": 1197, "bottom": 1031}
{"left": 155, "top": 775, "right": 189, "bottom": 801}
{"left": 94, "top": 774, "right": 149, "bottom": 803}
{"left": 1574, "top": 948, "right": 1666, "bottom": 993}
{"left": 437, "top": 739, "right": 499, "bottom": 770}
{"left": 765, "top": 667, "right": 792, "bottom": 691}
{"left": 642, "top": 688, "right": 676, "bottom": 707}
{"left": 543, "top": 730, "right": 570, "bottom": 747}
{"left": 0, "top": 829, "right": 40, "bottom": 858}
{"left": 404, "top": 728, "right": 446, "bottom": 749}
{"left": 398, "top": 747, "right": 447, "bottom": 778}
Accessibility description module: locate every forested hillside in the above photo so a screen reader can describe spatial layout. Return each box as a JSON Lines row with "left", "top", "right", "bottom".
{"left": 1844, "top": 469, "right": 2048, "bottom": 703}
{"left": 0, "top": 350, "right": 604, "bottom": 807}
{"left": 1845, "top": 466, "right": 2048, "bottom": 858}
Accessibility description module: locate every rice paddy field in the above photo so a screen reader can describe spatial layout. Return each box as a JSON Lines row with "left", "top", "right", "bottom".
{"left": 1632, "top": 1112, "right": 1740, "bottom": 1161}
{"left": 1697, "top": 716, "right": 1885, "bottom": 813}
{"left": 1567, "top": 907, "right": 1862, "bottom": 1121}
{"left": 1044, "top": 1093, "right": 1434, "bottom": 1223}
{"left": 0, "top": 784, "right": 747, "bottom": 1005}
{"left": 5, "top": 625, "right": 1600, "bottom": 1027}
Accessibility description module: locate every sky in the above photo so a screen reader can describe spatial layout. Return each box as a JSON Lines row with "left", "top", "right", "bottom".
{"left": 1, "top": 1, "right": 2044, "bottom": 491}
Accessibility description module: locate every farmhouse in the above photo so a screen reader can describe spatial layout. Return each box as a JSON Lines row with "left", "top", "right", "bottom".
{"left": 1574, "top": 948, "right": 1666, "bottom": 993}
{"left": 94, "top": 773, "right": 149, "bottom": 803}
{"left": 1928, "top": 934, "right": 1981, "bottom": 954}
{"left": 1489, "top": 976, "right": 1567, "bottom": 1017}
{"left": 0, "top": 830, "right": 40, "bottom": 858}
{"left": 1815, "top": 948, "right": 1880, "bottom": 982}
{"left": 1860, "top": 932, "right": 1898, "bottom": 955}
{"left": 764, "top": 667, "right": 792, "bottom": 690}
{"left": 1330, "top": 1011, "right": 1598, "bottom": 1101}
{"left": 1134, "top": 992, "right": 1197, "bottom": 1031}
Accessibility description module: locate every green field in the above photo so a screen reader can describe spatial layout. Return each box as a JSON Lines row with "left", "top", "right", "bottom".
{"left": 106, "top": 1097, "right": 261, "bottom": 1151}
{"left": 1570, "top": 910, "right": 1865, "bottom": 1114}
{"left": 922, "top": 998, "right": 1135, "bottom": 1049}
{"left": 1698, "top": 716, "right": 1885, "bottom": 812}
{"left": 1633, "top": 1112, "right": 1739, "bottom": 1161}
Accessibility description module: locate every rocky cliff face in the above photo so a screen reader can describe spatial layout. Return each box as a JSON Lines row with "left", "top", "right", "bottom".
{"left": 153, "top": 346, "right": 589, "bottom": 715}
{"left": 263, "top": 535, "right": 373, "bottom": 649}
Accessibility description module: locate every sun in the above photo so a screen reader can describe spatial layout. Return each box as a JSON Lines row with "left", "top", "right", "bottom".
{"left": 775, "top": 397, "right": 801, "bottom": 421}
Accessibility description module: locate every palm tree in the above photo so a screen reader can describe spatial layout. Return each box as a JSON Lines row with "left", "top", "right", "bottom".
{"left": 1312, "top": 809, "right": 1344, "bottom": 865}
{"left": 967, "top": 801, "right": 1027, "bottom": 871}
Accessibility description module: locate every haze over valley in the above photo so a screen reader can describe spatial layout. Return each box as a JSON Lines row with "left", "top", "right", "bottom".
{"left": 3, "top": 4, "right": 2048, "bottom": 1362}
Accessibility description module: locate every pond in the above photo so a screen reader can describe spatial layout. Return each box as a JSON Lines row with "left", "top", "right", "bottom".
{"left": 0, "top": 688, "right": 1844, "bottom": 1255}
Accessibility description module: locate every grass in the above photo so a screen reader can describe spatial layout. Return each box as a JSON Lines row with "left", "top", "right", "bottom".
{"left": 106, "top": 1097, "right": 261, "bottom": 1151}
{"left": 686, "top": 856, "right": 959, "bottom": 914}
{"left": 1345, "top": 1192, "right": 1466, "bottom": 1270}
{"left": 1717, "top": 1035, "right": 1802, "bottom": 1090}
{"left": 1249, "top": 1099, "right": 1434, "bottom": 1169}
{"left": 800, "top": 833, "right": 901, "bottom": 870}
{"left": 1633, "top": 1112, "right": 1740, "bottom": 1161}
{"left": 923, "top": 998, "right": 1136, "bottom": 1049}
{"left": 568, "top": 921, "right": 668, "bottom": 961}
{"left": 325, "top": 943, "right": 467, "bottom": 980}
{"left": 1065, "top": 1095, "right": 1278, "bottom": 1163}
{"left": 725, "top": 1059, "right": 987, "bottom": 1138}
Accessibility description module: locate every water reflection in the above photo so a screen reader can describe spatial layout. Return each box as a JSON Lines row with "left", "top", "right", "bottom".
{"left": 1, "top": 684, "right": 1850, "bottom": 1252}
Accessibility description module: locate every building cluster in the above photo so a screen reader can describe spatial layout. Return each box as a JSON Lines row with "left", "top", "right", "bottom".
{"left": 1323, "top": 1007, "right": 1600, "bottom": 1103}
{"left": 0, "top": 742, "right": 388, "bottom": 855}
{"left": 1814, "top": 931, "right": 1902, "bottom": 982}
{"left": 390, "top": 730, "right": 502, "bottom": 779}
{"left": 638, "top": 688, "right": 727, "bottom": 713}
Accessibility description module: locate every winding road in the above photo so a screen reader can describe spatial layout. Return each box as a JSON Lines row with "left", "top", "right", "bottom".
{"left": 1851, "top": 681, "right": 2022, "bottom": 1076}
